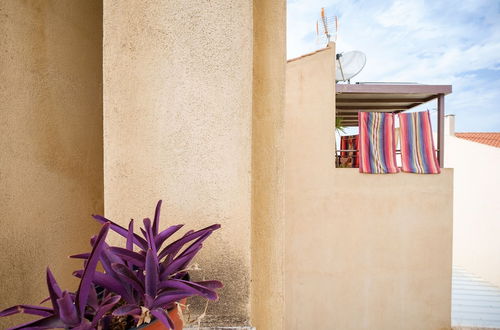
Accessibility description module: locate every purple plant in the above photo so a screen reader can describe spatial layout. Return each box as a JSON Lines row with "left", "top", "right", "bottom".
{"left": 0, "top": 223, "right": 121, "bottom": 330}
{"left": 72, "top": 200, "right": 223, "bottom": 329}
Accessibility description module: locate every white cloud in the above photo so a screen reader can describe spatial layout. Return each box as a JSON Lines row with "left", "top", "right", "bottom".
{"left": 287, "top": 0, "right": 500, "bottom": 131}
{"left": 376, "top": 0, "right": 426, "bottom": 29}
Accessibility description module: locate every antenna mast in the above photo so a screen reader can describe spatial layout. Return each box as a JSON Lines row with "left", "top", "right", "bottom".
{"left": 316, "top": 8, "right": 338, "bottom": 46}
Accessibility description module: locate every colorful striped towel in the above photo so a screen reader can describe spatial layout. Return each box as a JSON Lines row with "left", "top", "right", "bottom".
{"left": 358, "top": 112, "right": 399, "bottom": 174}
{"left": 340, "top": 134, "right": 359, "bottom": 168}
{"left": 399, "top": 111, "right": 440, "bottom": 174}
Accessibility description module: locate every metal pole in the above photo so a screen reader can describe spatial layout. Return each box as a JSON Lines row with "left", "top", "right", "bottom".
{"left": 437, "top": 94, "right": 445, "bottom": 167}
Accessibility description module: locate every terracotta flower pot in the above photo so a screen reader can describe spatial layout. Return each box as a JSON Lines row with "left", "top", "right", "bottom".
{"left": 137, "top": 299, "right": 187, "bottom": 330}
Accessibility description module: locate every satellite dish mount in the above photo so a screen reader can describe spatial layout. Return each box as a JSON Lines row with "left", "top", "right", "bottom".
{"left": 336, "top": 51, "right": 367, "bottom": 84}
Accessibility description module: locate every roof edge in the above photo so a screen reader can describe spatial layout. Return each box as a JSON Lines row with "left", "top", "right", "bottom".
{"left": 336, "top": 83, "right": 452, "bottom": 95}
{"left": 287, "top": 46, "right": 332, "bottom": 63}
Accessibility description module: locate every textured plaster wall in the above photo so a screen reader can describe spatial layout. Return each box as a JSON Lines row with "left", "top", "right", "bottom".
{"left": 250, "top": 0, "right": 286, "bottom": 329}
{"left": 0, "top": 1, "right": 103, "bottom": 329}
{"left": 444, "top": 122, "right": 500, "bottom": 287}
{"left": 284, "top": 46, "right": 453, "bottom": 329}
{"left": 103, "top": 1, "right": 257, "bottom": 326}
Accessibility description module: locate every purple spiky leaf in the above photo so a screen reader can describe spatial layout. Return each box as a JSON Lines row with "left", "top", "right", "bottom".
{"left": 90, "top": 295, "right": 121, "bottom": 328}
{"left": 99, "top": 246, "right": 121, "bottom": 276}
{"left": 112, "top": 304, "right": 141, "bottom": 317}
{"left": 176, "top": 230, "right": 212, "bottom": 259}
{"left": 158, "top": 230, "right": 193, "bottom": 262}
{"left": 70, "top": 253, "right": 90, "bottom": 260}
{"left": 75, "top": 222, "right": 110, "bottom": 318}
{"left": 158, "top": 224, "right": 220, "bottom": 260}
{"left": 158, "top": 279, "right": 218, "bottom": 300}
{"left": 125, "top": 219, "right": 135, "bottom": 270}
{"left": 101, "top": 293, "right": 120, "bottom": 306}
{"left": 0, "top": 305, "right": 53, "bottom": 318}
{"left": 126, "top": 219, "right": 134, "bottom": 251}
{"left": 160, "top": 245, "right": 202, "bottom": 279}
{"left": 136, "top": 269, "right": 146, "bottom": 287}
{"left": 46, "top": 267, "right": 63, "bottom": 316}
{"left": 143, "top": 218, "right": 157, "bottom": 256}
{"left": 144, "top": 293, "right": 154, "bottom": 309}
{"left": 108, "top": 247, "right": 145, "bottom": 268}
{"left": 87, "top": 284, "right": 98, "bottom": 310}
{"left": 6, "top": 314, "right": 64, "bottom": 330}
{"left": 140, "top": 227, "right": 148, "bottom": 241}
{"left": 92, "top": 214, "right": 147, "bottom": 250}
{"left": 145, "top": 249, "right": 159, "bottom": 298}
{"left": 151, "top": 292, "right": 191, "bottom": 310}
{"left": 143, "top": 219, "right": 160, "bottom": 274}
{"left": 73, "top": 270, "right": 134, "bottom": 304}
{"left": 111, "top": 263, "right": 144, "bottom": 295}
{"left": 72, "top": 318, "right": 93, "bottom": 330}
{"left": 150, "top": 307, "right": 175, "bottom": 329}
{"left": 57, "top": 291, "right": 79, "bottom": 326}
{"left": 157, "top": 280, "right": 201, "bottom": 297}
{"left": 162, "top": 244, "right": 203, "bottom": 279}
{"left": 39, "top": 296, "right": 51, "bottom": 304}
{"left": 155, "top": 224, "right": 183, "bottom": 250}
{"left": 152, "top": 200, "right": 162, "bottom": 236}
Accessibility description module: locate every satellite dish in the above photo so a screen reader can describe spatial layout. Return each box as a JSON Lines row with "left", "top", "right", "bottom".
{"left": 336, "top": 51, "right": 366, "bottom": 83}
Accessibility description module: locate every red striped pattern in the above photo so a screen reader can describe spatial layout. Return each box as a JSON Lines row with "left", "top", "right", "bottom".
{"left": 399, "top": 111, "right": 440, "bottom": 174}
{"left": 340, "top": 135, "right": 359, "bottom": 168}
{"left": 358, "top": 112, "right": 399, "bottom": 174}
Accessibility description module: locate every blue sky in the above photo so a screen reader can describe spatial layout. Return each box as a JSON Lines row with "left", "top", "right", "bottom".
{"left": 287, "top": 0, "right": 500, "bottom": 132}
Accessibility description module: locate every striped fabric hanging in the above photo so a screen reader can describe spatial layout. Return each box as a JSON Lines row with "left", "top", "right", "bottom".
{"left": 398, "top": 111, "right": 441, "bottom": 174}
{"left": 340, "top": 135, "right": 359, "bottom": 168}
{"left": 358, "top": 112, "right": 399, "bottom": 174}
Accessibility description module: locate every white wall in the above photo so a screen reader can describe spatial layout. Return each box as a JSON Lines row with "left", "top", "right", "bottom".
{"left": 445, "top": 116, "right": 500, "bottom": 287}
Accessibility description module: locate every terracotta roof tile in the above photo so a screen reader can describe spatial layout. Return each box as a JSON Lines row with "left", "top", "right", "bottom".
{"left": 455, "top": 133, "right": 500, "bottom": 148}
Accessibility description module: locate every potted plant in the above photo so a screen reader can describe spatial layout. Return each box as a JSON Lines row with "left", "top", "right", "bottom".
{"left": 0, "top": 201, "right": 222, "bottom": 330}
{"left": 0, "top": 223, "right": 121, "bottom": 329}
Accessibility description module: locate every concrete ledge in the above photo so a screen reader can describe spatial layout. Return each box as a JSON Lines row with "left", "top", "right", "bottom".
{"left": 453, "top": 327, "right": 500, "bottom": 330}
{"left": 185, "top": 328, "right": 255, "bottom": 330}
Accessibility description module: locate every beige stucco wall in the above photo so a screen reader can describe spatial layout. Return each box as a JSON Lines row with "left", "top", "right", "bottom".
{"left": 285, "top": 45, "right": 453, "bottom": 329}
{"left": 251, "top": 0, "right": 286, "bottom": 329}
{"left": 104, "top": 1, "right": 285, "bottom": 327}
{"left": 0, "top": 1, "right": 103, "bottom": 328}
{"left": 444, "top": 118, "right": 500, "bottom": 287}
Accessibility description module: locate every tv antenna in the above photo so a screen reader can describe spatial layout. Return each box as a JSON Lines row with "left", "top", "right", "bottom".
{"left": 336, "top": 51, "right": 367, "bottom": 83}
{"left": 316, "top": 8, "right": 338, "bottom": 45}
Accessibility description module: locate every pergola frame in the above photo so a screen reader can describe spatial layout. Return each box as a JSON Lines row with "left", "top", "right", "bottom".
{"left": 336, "top": 83, "right": 452, "bottom": 167}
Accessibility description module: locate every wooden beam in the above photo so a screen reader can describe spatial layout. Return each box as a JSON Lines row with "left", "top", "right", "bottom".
{"left": 437, "top": 94, "right": 445, "bottom": 167}
{"left": 337, "top": 109, "right": 399, "bottom": 114}
{"left": 406, "top": 102, "right": 425, "bottom": 109}
{"left": 336, "top": 98, "right": 426, "bottom": 104}
{"left": 336, "top": 84, "right": 452, "bottom": 95}
{"left": 337, "top": 105, "right": 408, "bottom": 110}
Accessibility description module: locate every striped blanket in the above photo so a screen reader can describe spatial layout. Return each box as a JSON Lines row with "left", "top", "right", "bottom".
{"left": 399, "top": 111, "right": 440, "bottom": 174}
{"left": 358, "top": 112, "right": 399, "bottom": 174}
{"left": 340, "top": 135, "right": 359, "bottom": 168}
